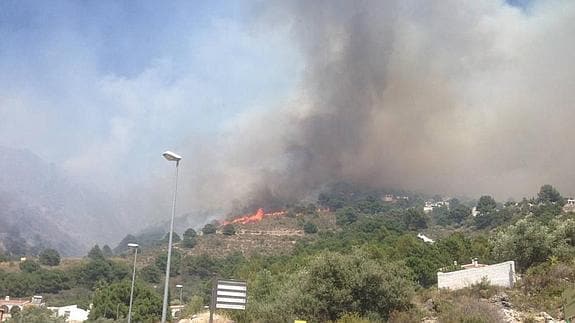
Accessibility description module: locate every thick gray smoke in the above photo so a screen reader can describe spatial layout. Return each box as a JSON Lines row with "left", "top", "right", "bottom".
{"left": 173, "top": 0, "right": 575, "bottom": 217}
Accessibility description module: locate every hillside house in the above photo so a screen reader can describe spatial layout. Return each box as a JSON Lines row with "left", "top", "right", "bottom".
{"left": 423, "top": 200, "right": 450, "bottom": 213}
{"left": 438, "top": 260, "right": 516, "bottom": 290}
{"left": 48, "top": 305, "right": 89, "bottom": 323}
{"left": 0, "top": 295, "right": 43, "bottom": 321}
{"left": 563, "top": 198, "right": 575, "bottom": 213}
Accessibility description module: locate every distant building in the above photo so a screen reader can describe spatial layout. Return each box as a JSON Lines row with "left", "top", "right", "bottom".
{"left": 417, "top": 233, "right": 434, "bottom": 243}
{"left": 0, "top": 295, "right": 44, "bottom": 321}
{"left": 438, "top": 260, "right": 516, "bottom": 290}
{"left": 471, "top": 207, "right": 480, "bottom": 217}
{"left": 48, "top": 305, "right": 89, "bottom": 323}
{"left": 423, "top": 200, "right": 450, "bottom": 214}
{"left": 382, "top": 194, "right": 395, "bottom": 202}
{"left": 563, "top": 198, "right": 575, "bottom": 213}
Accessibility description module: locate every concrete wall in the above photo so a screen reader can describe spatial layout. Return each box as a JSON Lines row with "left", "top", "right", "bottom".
{"left": 437, "top": 261, "right": 515, "bottom": 290}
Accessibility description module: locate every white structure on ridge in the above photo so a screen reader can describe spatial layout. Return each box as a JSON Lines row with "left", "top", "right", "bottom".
{"left": 417, "top": 233, "right": 435, "bottom": 243}
{"left": 438, "top": 260, "right": 516, "bottom": 290}
{"left": 423, "top": 200, "right": 450, "bottom": 213}
{"left": 48, "top": 305, "right": 89, "bottom": 323}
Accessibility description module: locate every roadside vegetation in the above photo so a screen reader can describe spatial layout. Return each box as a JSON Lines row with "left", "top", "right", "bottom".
{"left": 0, "top": 183, "right": 573, "bottom": 321}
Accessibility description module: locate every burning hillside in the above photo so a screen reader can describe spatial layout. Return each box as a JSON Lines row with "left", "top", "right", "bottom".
{"left": 221, "top": 208, "right": 288, "bottom": 226}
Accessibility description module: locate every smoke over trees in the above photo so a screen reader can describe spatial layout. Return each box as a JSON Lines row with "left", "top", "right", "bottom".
{"left": 174, "top": 0, "right": 575, "bottom": 215}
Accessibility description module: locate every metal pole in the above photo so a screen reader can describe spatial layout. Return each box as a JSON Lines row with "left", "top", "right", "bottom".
{"left": 179, "top": 287, "right": 183, "bottom": 305}
{"left": 128, "top": 247, "right": 138, "bottom": 323}
{"left": 161, "top": 161, "right": 180, "bottom": 323}
{"left": 209, "top": 277, "right": 216, "bottom": 323}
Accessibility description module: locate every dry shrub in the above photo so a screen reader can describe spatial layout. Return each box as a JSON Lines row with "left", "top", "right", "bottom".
{"left": 387, "top": 308, "right": 423, "bottom": 323}
{"left": 437, "top": 296, "right": 503, "bottom": 323}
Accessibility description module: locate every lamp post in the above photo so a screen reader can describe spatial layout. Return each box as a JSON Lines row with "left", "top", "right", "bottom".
{"left": 127, "top": 243, "right": 139, "bottom": 323}
{"left": 161, "top": 151, "right": 182, "bottom": 323}
{"left": 176, "top": 284, "right": 184, "bottom": 305}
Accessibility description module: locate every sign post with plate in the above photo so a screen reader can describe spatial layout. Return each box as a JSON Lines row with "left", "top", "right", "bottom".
{"left": 209, "top": 279, "right": 247, "bottom": 323}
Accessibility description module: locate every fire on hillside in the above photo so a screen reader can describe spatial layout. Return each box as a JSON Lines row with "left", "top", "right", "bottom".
{"left": 221, "top": 208, "right": 287, "bottom": 226}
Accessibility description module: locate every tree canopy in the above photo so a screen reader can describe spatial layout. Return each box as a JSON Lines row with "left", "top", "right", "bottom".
{"left": 39, "top": 248, "right": 61, "bottom": 266}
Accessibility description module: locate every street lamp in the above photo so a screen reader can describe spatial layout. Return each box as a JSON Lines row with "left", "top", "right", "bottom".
{"left": 127, "top": 243, "right": 139, "bottom": 323}
{"left": 161, "top": 150, "right": 182, "bottom": 323}
{"left": 176, "top": 284, "right": 184, "bottom": 305}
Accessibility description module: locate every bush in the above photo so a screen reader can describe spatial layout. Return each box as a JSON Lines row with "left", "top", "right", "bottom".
{"left": 436, "top": 296, "right": 503, "bottom": 323}
{"left": 222, "top": 224, "right": 236, "bottom": 236}
{"left": 491, "top": 217, "right": 552, "bottom": 272}
{"left": 39, "top": 248, "right": 61, "bottom": 266}
{"left": 182, "top": 295, "right": 205, "bottom": 317}
{"left": 202, "top": 223, "right": 217, "bottom": 235}
{"left": 7, "top": 306, "right": 66, "bottom": 323}
{"left": 303, "top": 222, "right": 318, "bottom": 234}
{"left": 19, "top": 259, "right": 40, "bottom": 273}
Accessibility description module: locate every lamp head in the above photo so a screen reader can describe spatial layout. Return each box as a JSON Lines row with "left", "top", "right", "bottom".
{"left": 127, "top": 243, "right": 139, "bottom": 248}
{"left": 176, "top": 284, "right": 183, "bottom": 288}
{"left": 162, "top": 151, "right": 182, "bottom": 162}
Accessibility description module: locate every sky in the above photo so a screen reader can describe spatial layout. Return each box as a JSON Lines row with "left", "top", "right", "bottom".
{"left": 2, "top": 0, "right": 575, "bottom": 228}
{"left": 0, "top": 0, "right": 301, "bottom": 186}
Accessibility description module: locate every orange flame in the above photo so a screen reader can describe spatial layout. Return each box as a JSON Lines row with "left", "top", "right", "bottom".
{"left": 221, "top": 208, "right": 287, "bottom": 226}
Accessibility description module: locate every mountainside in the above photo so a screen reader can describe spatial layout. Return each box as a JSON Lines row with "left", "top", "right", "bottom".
{"left": 0, "top": 146, "right": 130, "bottom": 255}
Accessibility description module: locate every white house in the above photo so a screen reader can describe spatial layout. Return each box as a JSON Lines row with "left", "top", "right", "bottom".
{"left": 423, "top": 200, "right": 450, "bottom": 214}
{"left": 417, "top": 233, "right": 435, "bottom": 243}
{"left": 438, "top": 260, "right": 516, "bottom": 290}
{"left": 48, "top": 305, "right": 89, "bottom": 323}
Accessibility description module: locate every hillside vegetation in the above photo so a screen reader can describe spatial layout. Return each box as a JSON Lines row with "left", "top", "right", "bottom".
{"left": 1, "top": 183, "right": 574, "bottom": 322}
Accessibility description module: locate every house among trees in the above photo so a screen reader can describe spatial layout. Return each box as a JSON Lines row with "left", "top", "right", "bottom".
{"left": 438, "top": 260, "right": 516, "bottom": 290}
{"left": 48, "top": 305, "right": 89, "bottom": 323}
{"left": 0, "top": 295, "right": 44, "bottom": 321}
{"left": 563, "top": 197, "right": 575, "bottom": 212}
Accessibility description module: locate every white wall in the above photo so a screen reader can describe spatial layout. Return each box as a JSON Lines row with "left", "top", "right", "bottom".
{"left": 437, "top": 261, "right": 515, "bottom": 290}
{"left": 49, "top": 305, "right": 89, "bottom": 322}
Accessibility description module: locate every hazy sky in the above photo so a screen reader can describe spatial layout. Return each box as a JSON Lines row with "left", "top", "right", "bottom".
{"left": 2, "top": 0, "right": 574, "bottom": 222}
{"left": 0, "top": 0, "right": 301, "bottom": 187}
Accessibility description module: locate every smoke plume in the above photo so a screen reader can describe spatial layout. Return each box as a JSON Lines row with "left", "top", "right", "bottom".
{"left": 167, "top": 0, "right": 575, "bottom": 218}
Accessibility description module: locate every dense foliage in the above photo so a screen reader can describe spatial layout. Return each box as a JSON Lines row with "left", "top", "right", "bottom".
{"left": 39, "top": 248, "right": 61, "bottom": 266}
{"left": 89, "top": 280, "right": 162, "bottom": 321}
{"left": 2, "top": 183, "right": 574, "bottom": 322}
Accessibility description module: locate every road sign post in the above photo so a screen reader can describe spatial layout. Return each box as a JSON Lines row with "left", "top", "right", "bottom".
{"left": 209, "top": 279, "right": 247, "bottom": 323}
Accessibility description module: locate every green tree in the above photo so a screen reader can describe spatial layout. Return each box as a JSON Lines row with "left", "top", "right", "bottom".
{"left": 537, "top": 184, "right": 564, "bottom": 205}
{"left": 476, "top": 195, "right": 497, "bottom": 215}
{"left": 336, "top": 207, "right": 359, "bottom": 226}
{"left": 404, "top": 208, "right": 428, "bottom": 230}
{"left": 183, "top": 228, "right": 197, "bottom": 240}
{"left": 449, "top": 204, "right": 471, "bottom": 224}
{"left": 19, "top": 259, "right": 40, "bottom": 273}
{"left": 222, "top": 224, "right": 236, "bottom": 236}
{"left": 39, "top": 248, "right": 61, "bottom": 266}
{"left": 88, "top": 245, "right": 105, "bottom": 261}
{"left": 140, "top": 264, "right": 162, "bottom": 284}
{"left": 113, "top": 234, "right": 138, "bottom": 254}
{"left": 154, "top": 251, "right": 182, "bottom": 276}
{"left": 202, "top": 223, "right": 217, "bottom": 235}
{"left": 182, "top": 228, "right": 198, "bottom": 248}
{"left": 491, "top": 217, "right": 552, "bottom": 272}
{"left": 289, "top": 251, "right": 414, "bottom": 321}
{"left": 74, "top": 259, "right": 130, "bottom": 290}
{"left": 89, "top": 280, "right": 162, "bottom": 321}
{"left": 162, "top": 232, "right": 181, "bottom": 243}
{"left": 432, "top": 205, "right": 451, "bottom": 226}
{"left": 181, "top": 295, "right": 205, "bottom": 318}
{"left": 101, "top": 245, "right": 113, "bottom": 258}
{"left": 303, "top": 222, "right": 318, "bottom": 234}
